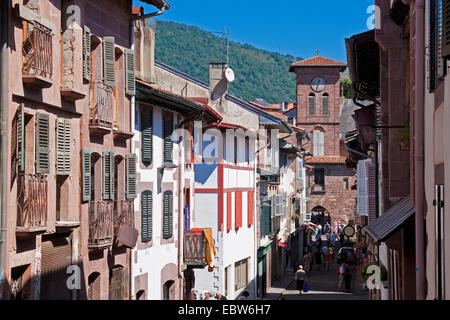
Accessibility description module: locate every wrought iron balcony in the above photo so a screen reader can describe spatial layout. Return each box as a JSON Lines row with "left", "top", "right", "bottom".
{"left": 16, "top": 174, "right": 48, "bottom": 235}
{"left": 89, "top": 81, "right": 114, "bottom": 134}
{"left": 88, "top": 200, "right": 114, "bottom": 249}
{"left": 22, "top": 21, "right": 53, "bottom": 88}
{"left": 184, "top": 230, "right": 207, "bottom": 268}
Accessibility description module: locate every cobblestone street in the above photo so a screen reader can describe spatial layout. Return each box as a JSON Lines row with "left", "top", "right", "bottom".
{"left": 266, "top": 261, "right": 370, "bottom": 300}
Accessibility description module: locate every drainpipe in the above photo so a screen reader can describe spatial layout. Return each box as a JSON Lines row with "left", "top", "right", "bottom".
{"left": 0, "top": 0, "right": 8, "bottom": 300}
{"left": 177, "top": 126, "right": 185, "bottom": 299}
{"left": 414, "top": 0, "right": 425, "bottom": 300}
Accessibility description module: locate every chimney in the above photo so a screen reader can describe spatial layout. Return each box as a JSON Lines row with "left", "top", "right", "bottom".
{"left": 134, "top": 17, "right": 156, "bottom": 83}
{"left": 209, "top": 62, "right": 228, "bottom": 101}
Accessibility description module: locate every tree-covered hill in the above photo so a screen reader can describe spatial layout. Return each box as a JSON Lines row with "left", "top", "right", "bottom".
{"left": 154, "top": 20, "right": 301, "bottom": 104}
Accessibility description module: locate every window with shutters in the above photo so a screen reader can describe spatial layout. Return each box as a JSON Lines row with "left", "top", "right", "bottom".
{"left": 103, "top": 151, "right": 115, "bottom": 201}
{"left": 227, "top": 192, "right": 232, "bottom": 232}
{"left": 125, "top": 49, "right": 136, "bottom": 96}
{"left": 313, "top": 168, "right": 325, "bottom": 191}
{"left": 247, "top": 191, "right": 254, "bottom": 227}
{"left": 163, "top": 190, "right": 173, "bottom": 239}
{"left": 141, "top": 190, "right": 152, "bottom": 242}
{"left": 82, "top": 149, "right": 91, "bottom": 202}
{"left": 234, "top": 258, "right": 249, "bottom": 291}
{"left": 430, "top": 0, "right": 447, "bottom": 91}
{"left": 36, "top": 113, "right": 50, "bottom": 174}
{"left": 83, "top": 26, "right": 91, "bottom": 82}
{"left": 103, "top": 37, "right": 116, "bottom": 88}
{"left": 322, "top": 93, "right": 329, "bottom": 115}
{"left": 126, "top": 154, "right": 137, "bottom": 199}
{"left": 163, "top": 113, "right": 173, "bottom": 164}
{"left": 16, "top": 104, "right": 25, "bottom": 173}
{"left": 313, "top": 127, "right": 324, "bottom": 157}
{"left": 235, "top": 192, "right": 243, "bottom": 230}
{"left": 56, "top": 119, "right": 71, "bottom": 176}
{"left": 141, "top": 108, "right": 153, "bottom": 163}
{"left": 308, "top": 93, "right": 315, "bottom": 115}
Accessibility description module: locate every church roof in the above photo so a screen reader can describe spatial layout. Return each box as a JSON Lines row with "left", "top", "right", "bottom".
{"left": 289, "top": 56, "right": 347, "bottom": 72}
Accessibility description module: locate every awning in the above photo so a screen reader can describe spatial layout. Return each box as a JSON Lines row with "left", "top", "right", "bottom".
{"left": 365, "top": 195, "right": 415, "bottom": 242}
{"left": 280, "top": 140, "right": 300, "bottom": 153}
{"left": 257, "top": 167, "right": 279, "bottom": 177}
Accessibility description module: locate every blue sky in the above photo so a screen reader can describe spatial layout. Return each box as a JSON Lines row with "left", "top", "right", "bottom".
{"left": 134, "top": 0, "right": 374, "bottom": 62}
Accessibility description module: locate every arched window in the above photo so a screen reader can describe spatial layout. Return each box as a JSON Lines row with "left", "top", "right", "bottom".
{"left": 313, "top": 127, "right": 325, "bottom": 157}
{"left": 322, "top": 93, "right": 329, "bottom": 115}
{"left": 308, "top": 93, "right": 315, "bottom": 115}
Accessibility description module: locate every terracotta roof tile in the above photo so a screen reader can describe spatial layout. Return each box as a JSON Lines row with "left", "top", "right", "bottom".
{"left": 289, "top": 56, "right": 347, "bottom": 72}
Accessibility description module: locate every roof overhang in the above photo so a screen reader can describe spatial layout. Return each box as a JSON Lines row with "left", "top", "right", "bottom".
{"left": 136, "top": 80, "right": 205, "bottom": 115}
{"left": 345, "top": 30, "right": 380, "bottom": 101}
{"left": 366, "top": 195, "right": 415, "bottom": 243}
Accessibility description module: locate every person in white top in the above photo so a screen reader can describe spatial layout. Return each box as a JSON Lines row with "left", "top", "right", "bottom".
{"left": 337, "top": 263, "right": 345, "bottom": 291}
{"left": 295, "top": 266, "right": 307, "bottom": 295}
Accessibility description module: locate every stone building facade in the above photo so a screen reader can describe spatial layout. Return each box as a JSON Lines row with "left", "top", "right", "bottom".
{"left": 289, "top": 56, "right": 357, "bottom": 225}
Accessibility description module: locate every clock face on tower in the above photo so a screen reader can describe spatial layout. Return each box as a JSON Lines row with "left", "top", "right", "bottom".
{"left": 311, "top": 77, "right": 326, "bottom": 92}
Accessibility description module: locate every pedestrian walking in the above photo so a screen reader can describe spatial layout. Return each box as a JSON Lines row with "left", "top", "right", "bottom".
{"left": 324, "top": 251, "right": 332, "bottom": 271}
{"left": 337, "top": 263, "right": 345, "bottom": 291}
{"left": 344, "top": 264, "right": 352, "bottom": 292}
{"left": 215, "top": 292, "right": 228, "bottom": 300}
{"left": 295, "top": 266, "right": 307, "bottom": 295}
{"left": 302, "top": 252, "right": 311, "bottom": 275}
{"left": 339, "top": 232, "right": 345, "bottom": 247}
{"left": 326, "top": 231, "right": 331, "bottom": 246}
{"left": 333, "top": 220, "right": 338, "bottom": 233}
{"left": 314, "top": 250, "right": 322, "bottom": 271}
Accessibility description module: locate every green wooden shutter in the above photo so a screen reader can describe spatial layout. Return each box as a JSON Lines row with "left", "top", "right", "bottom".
{"left": 163, "top": 190, "right": 173, "bottom": 239}
{"left": 443, "top": 0, "right": 450, "bottom": 58}
{"left": 82, "top": 148, "right": 91, "bottom": 202}
{"left": 103, "top": 151, "right": 114, "bottom": 200}
{"left": 17, "top": 104, "right": 25, "bottom": 172}
{"left": 141, "top": 109, "right": 153, "bottom": 163}
{"left": 141, "top": 190, "right": 152, "bottom": 242}
{"left": 56, "top": 119, "right": 71, "bottom": 176}
{"left": 163, "top": 115, "right": 173, "bottom": 163}
{"left": 36, "top": 113, "right": 50, "bottom": 174}
{"left": 126, "top": 153, "right": 137, "bottom": 199}
{"left": 103, "top": 37, "right": 116, "bottom": 87}
{"left": 125, "top": 49, "right": 136, "bottom": 96}
{"left": 83, "top": 25, "right": 91, "bottom": 82}
{"left": 438, "top": 0, "right": 447, "bottom": 79}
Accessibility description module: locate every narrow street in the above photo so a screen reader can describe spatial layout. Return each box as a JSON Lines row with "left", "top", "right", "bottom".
{"left": 268, "top": 262, "right": 369, "bottom": 301}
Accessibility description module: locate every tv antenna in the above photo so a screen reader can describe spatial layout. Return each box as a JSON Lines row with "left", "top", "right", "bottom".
{"left": 210, "top": 27, "right": 230, "bottom": 64}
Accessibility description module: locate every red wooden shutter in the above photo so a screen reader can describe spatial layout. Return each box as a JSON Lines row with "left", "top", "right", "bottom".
{"left": 235, "top": 192, "right": 242, "bottom": 230}
{"left": 248, "top": 191, "right": 254, "bottom": 227}
{"left": 227, "top": 193, "right": 232, "bottom": 232}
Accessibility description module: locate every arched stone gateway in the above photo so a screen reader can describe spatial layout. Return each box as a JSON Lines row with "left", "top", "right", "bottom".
{"left": 311, "top": 206, "right": 331, "bottom": 225}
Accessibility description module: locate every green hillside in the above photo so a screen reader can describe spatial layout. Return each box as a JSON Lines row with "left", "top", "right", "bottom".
{"left": 154, "top": 20, "right": 301, "bottom": 104}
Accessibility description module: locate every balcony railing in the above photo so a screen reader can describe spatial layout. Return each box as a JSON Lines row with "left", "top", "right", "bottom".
{"left": 184, "top": 230, "right": 207, "bottom": 268}
{"left": 16, "top": 174, "right": 48, "bottom": 233}
{"left": 89, "top": 200, "right": 114, "bottom": 249}
{"left": 311, "top": 184, "right": 326, "bottom": 193}
{"left": 22, "top": 21, "right": 52, "bottom": 85}
{"left": 114, "top": 200, "right": 135, "bottom": 237}
{"left": 90, "top": 81, "right": 114, "bottom": 131}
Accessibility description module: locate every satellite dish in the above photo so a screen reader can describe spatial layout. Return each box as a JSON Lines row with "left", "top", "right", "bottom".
{"left": 225, "top": 67, "right": 235, "bottom": 82}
